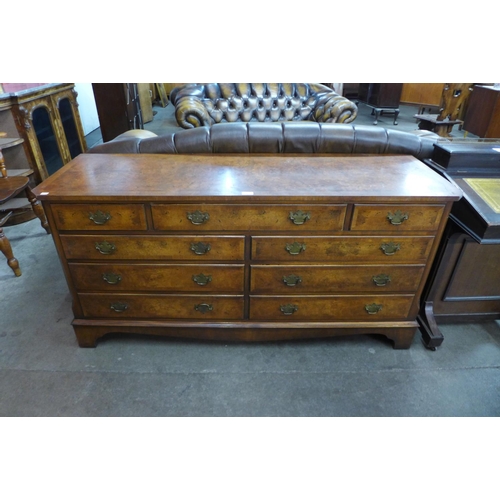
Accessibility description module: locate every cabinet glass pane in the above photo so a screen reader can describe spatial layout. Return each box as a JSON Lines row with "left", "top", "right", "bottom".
{"left": 32, "top": 106, "right": 63, "bottom": 175}
{"left": 59, "top": 98, "right": 82, "bottom": 158}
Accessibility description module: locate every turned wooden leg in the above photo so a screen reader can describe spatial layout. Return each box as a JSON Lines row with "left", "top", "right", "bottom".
{"left": 0, "top": 226, "right": 21, "bottom": 276}
{"left": 24, "top": 186, "right": 50, "bottom": 234}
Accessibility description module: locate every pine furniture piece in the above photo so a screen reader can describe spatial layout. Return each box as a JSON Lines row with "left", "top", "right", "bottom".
{"left": 33, "top": 153, "right": 461, "bottom": 348}
{"left": 1, "top": 83, "right": 87, "bottom": 183}
{"left": 418, "top": 141, "right": 500, "bottom": 349}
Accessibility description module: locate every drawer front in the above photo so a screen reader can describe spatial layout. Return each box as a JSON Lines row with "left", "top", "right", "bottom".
{"left": 350, "top": 204, "right": 445, "bottom": 232}
{"left": 51, "top": 203, "right": 147, "bottom": 231}
{"left": 60, "top": 235, "right": 245, "bottom": 261}
{"left": 79, "top": 293, "right": 245, "bottom": 320}
{"left": 249, "top": 295, "right": 414, "bottom": 321}
{"left": 151, "top": 204, "right": 346, "bottom": 231}
{"left": 251, "top": 236, "right": 434, "bottom": 262}
{"left": 69, "top": 263, "right": 245, "bottom": 292}
{"left": 250, "top": 264, "right": 425, "bottom": 293}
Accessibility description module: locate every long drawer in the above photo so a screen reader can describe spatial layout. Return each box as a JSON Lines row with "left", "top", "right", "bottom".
{"left": 69, "top": 263, "right": 245, "bottom": 292}
{"left": 51, "top": 203, "right": 147, "bottom": 231}
{"left": 350, "top": 204, "right": 445, "bottom": 232}
{"left": 250, "top": 264, "right": 425, "bottom": 293}
{"left": 249, "top": 295, "right": 414, "bottom": 321}
{"left": 251, "top": 236, "right": 435, "bottom": 262}
{"left": 79, "top": 293, "right": 245, "bottom": 320}
{"left": 151, "top": 204, "right": 347, "bottom": 231}
{"left": 60, "top": 235, "right": 245, "bottom": 261}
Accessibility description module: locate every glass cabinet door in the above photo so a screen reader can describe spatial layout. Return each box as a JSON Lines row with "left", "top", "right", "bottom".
{"left": 32, "top": 106, "right": 63, "bottom": 176}
{"left": 58, "top": 97, "right": 82, "bottom": 159}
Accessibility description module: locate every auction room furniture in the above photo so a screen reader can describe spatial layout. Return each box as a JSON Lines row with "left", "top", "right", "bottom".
{"left": 400, "top": 83, "right": 445, "bottom": 114}
{"left": 414, "top": 83, "right": 473, "bottom": 137}
{"left": 357, "top": 83, "right": 403, "bottom": 125}
{"left": 33, "top": 152, "right": 460, "bottom": 349}
{"left": 170, "top": 83, "right": 358, "bottom": 129}
{"left": 0, "top": 83, "right": 87, "bottom": 182}
{"left": 418, "top": 141, "right": 500, "bottom": 349}
{"left": 463, "top": 85, "right": 500, "bottom": 138}
{"left": 0, "top": 141, "right": 50, "bottom": 276}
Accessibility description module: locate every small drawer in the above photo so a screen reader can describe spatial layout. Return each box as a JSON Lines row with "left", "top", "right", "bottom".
{"left": 249, "top": 295, "right": 415, "bottom": 321}
{"left": 78, "top": 293, "right": 245, "bottom": 320}
{"left": 69, "top": 263, "right": 245, "bottom": 292}
{"left": 350, "top": 204, "right": 445, "bottom": 232}
{"left": 60, "top": 235, "right": 245, "bottom": 261}
{"left": 151, "top": 204, "right": 346, "bottom": 232}
{"left": 51, "top": 203, "right": 147, "bottom": 231}
{"left": 250, "top": 264, "right": 426, "bottom": 293}
{"left": 251, "top": 236, "right": 434, "bottom": 262}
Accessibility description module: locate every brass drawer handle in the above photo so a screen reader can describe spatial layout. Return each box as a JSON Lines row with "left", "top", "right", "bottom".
{"left": 372, "top": 274, "right": 391, "bottom": 286}
{"left": 283, "top": 274, "right": 302, "bottom": 286}
{"left": 95, "top": 241, "right": 116, "bottom": 255}
{"left": 89, "top": 210, "right": 112, "bottom": 225}
{"left": 192, "top": 273, "right": 212, "bottom": 286}
{"left": 365, "top": 303, "right": 383, "bottom": 314}
{"left": 285, "top": 242, "right": 306, "bottom": 255}
{"left": 289, "top": 210, "right": 311, "bottom": 225}
{"left": 280, "top": 304, "right": 298, "bottom": 315}
{"left": 387, "top": 210, "right": 409, "bottom": 225}
{"left": 380, "top": 242, "right": 401, "bottom": 256}
{"left": 187, "top": 210, "right": 210, "bottom": 225}
{"left": 110, "top": 302, "right": 128, "bottom": 313}
{"left": 195, "top": 303, "right": 213, "bottom": 313}
{"left": 190, "top": 242, "right": 211, "bottom": 255}
{"left": 102, "top": 272, "right": 122, "bottom": 285}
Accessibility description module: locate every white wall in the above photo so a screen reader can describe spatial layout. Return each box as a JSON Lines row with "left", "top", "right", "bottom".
{"left": 74, "top": 83, "right": 100, "bottom": 135}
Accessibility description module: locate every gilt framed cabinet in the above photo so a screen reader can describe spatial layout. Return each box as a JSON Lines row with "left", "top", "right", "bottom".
{"left": 1, "top": 83, "right": 87, "bottom": 183}
{"left": 33, "top": 154, "right": 461, "bottom": 349}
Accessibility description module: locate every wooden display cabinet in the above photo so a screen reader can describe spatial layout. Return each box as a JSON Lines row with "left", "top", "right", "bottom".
{"left": 1, "top": 83, "right": 87, "bottom": 183}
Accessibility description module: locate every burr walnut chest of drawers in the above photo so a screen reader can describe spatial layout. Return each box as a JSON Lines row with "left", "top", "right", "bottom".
{"left": 33, "top": 153, "right": 461, "bottom": 348}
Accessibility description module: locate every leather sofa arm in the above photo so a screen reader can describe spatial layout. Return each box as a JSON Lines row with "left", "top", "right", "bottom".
{"left": 312, "top": 93, "right": 358, "bottom": 124}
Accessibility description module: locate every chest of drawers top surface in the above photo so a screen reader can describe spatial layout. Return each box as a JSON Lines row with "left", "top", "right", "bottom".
{"left": 33, "top": 154, "right": 462, "bottom": 203}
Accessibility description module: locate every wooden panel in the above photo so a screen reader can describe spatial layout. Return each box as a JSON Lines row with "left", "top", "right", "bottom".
{"left": 60, "top": 235, "right": 246, "bottom": 261}
{"left": 152, "top": 203, "right": 346, "bottom": 232}
{"left": 463, "top": 86, "right": 500, "bottom": 138}
{"left": 79, "top": 293, "right": 245, "bottom": 320}
{"left": 137, "top": 83, "right": 153, "bottom": 123}
{"left": 249, "top": 295, "right": 414, "bottom": 320}
{"left": 69, "top": 263, "right": 245, "bottom": 292}
{"left": 350, "top": 204, "right": 445, "bottom": 232}
{"left": 51, "top": 203, "right": 147, "bottom": 230}
{"left": 251, "top": 236, "right": 435, "bottom": 262}
{"left": 401, "top": 84, "right": 444, "bottom": 105}
{"left": 250, "top": 264, "right": 425, "bottom": 293}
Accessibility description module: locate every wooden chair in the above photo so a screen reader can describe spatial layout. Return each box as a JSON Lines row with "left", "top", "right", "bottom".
{"left": 0, "top": 142, "right": 50, "bottom": 277}
{"left": 414, "top": 83, "right": 474, "bottom": 137}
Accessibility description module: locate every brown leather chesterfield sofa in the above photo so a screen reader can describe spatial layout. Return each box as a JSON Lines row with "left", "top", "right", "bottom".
{"left": 88, "top": 122, "right": 438, "bottom": 160}
{"left": 170, "top": 83, "right": 359, "bottom": 129}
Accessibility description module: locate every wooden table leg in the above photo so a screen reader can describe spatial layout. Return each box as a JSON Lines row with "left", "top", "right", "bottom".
{"left": 24, "top": 186, "right": 50, "bottom": 234}
{"left": 0, "top": 224, "right": 21, "bottom": 276}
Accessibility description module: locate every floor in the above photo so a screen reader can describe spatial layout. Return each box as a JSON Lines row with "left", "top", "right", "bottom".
{"left": 1, "top": 100, "right": 498, "bottom": 417}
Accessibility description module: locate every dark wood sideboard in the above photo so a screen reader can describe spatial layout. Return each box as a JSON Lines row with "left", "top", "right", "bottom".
{"left": 419, "top": 141, "right": 500, "bottom": 349}
{"left": 33, "top": 154, "right": 461, "bottom": 349}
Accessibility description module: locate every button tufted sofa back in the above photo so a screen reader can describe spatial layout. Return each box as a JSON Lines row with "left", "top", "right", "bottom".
{"left": 170, "top": 83, "right": 358, "bottom": 129}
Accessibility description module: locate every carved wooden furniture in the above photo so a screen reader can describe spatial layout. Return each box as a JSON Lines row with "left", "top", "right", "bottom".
{"left": 0, "top": 83, "right": 87, "bottom": 183}
{"left": 33, "top": 153, "right": 460, "bottom": 348}
{"left": 414, "top": 84, "right": 474, "bottom": 137}
{"left": 0, "top": 143, "right": 50, "bottom": 276}
{"left": 419, "top": 141, "right": 500, "bottom": 349}
{"left": 357, "top": 84, "right": 404, "bottom": 125}
{"left": 463, "top": 85, "right": 500, "bottom": 138}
